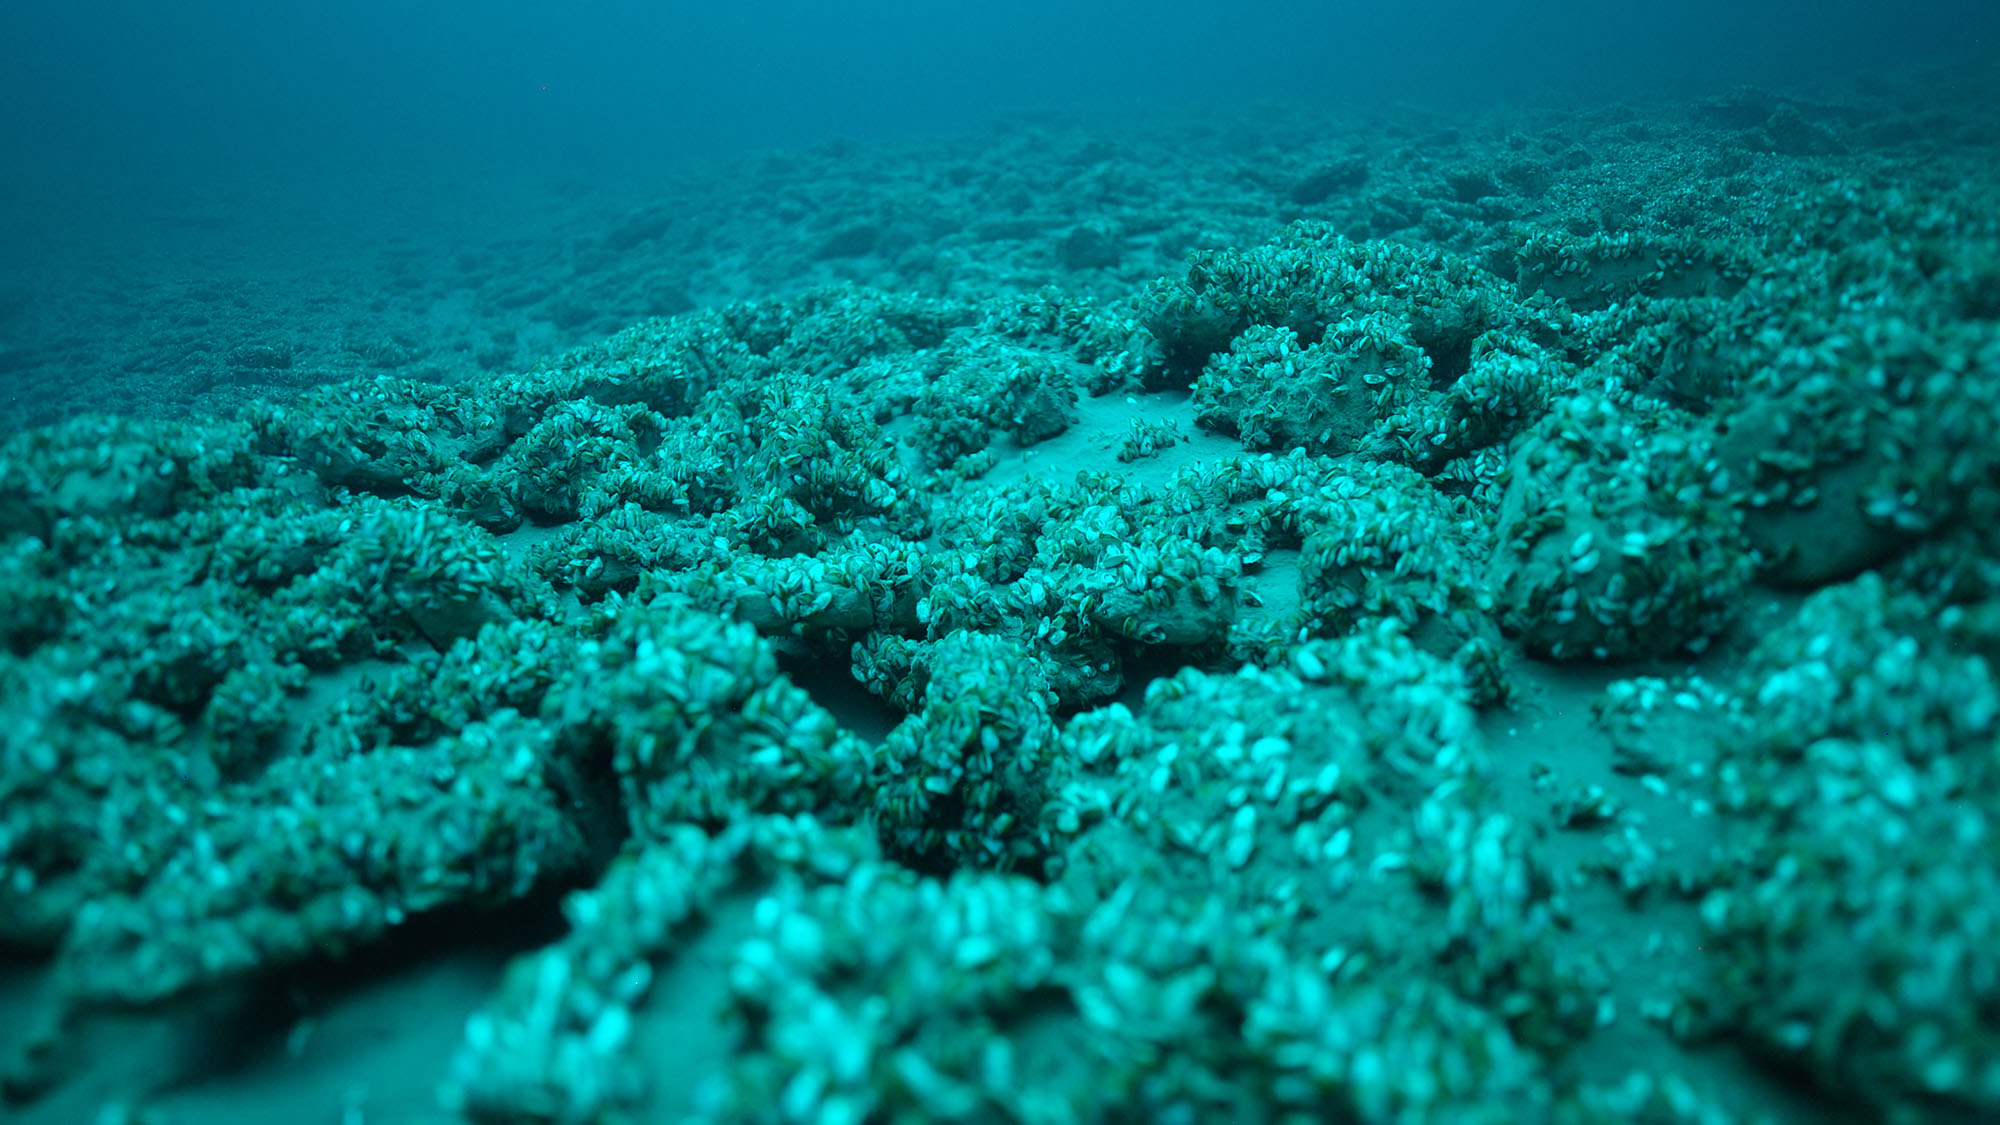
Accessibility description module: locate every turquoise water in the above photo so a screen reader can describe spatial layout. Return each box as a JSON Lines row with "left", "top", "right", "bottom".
{"left": 1, "top": 5, "right": 1997, "bottom": 1123}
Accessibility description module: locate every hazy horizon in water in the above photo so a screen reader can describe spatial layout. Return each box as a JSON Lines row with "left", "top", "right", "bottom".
{"left": 1, "top": 0, "right": 1994, "bottom": 205}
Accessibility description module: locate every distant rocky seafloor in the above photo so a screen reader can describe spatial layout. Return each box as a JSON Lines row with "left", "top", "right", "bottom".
{"left": 1, "top": 59, "right": 1998, "bottom": 1125}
